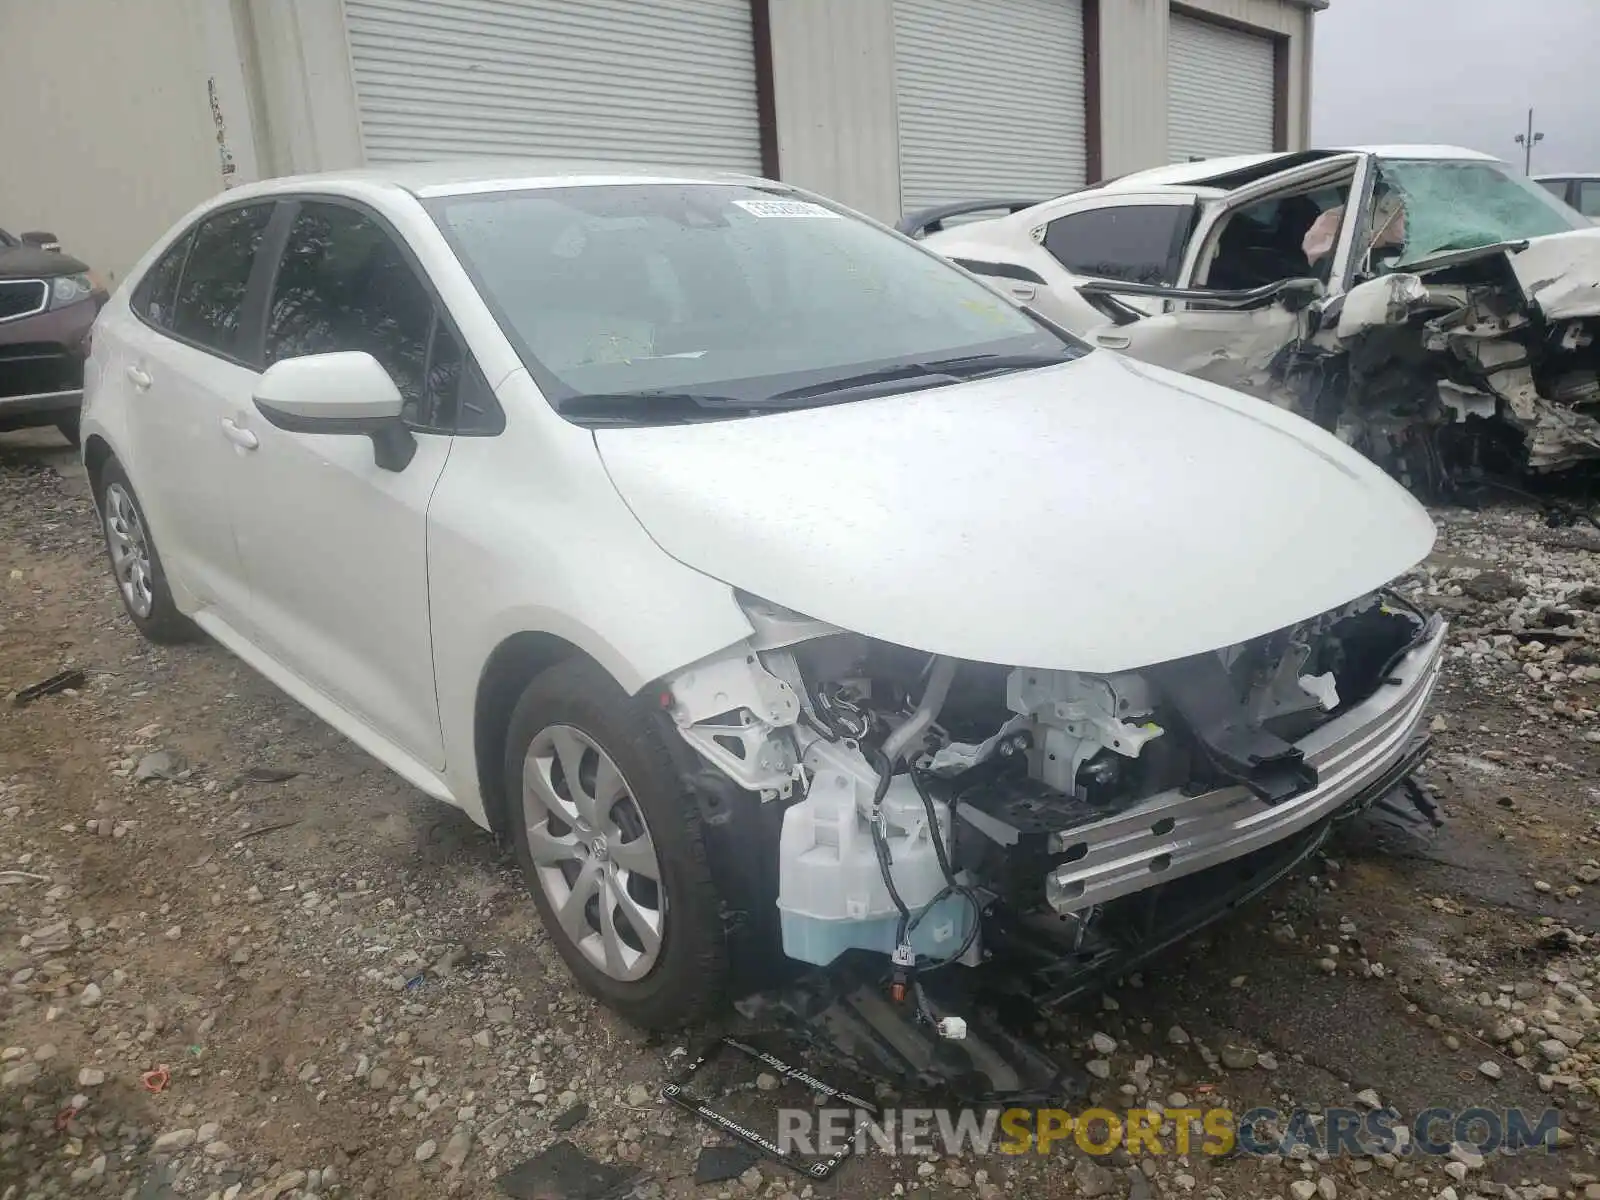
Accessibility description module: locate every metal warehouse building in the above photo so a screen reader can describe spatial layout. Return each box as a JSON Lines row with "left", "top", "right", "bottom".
{"left": 0, "top": 0, "right": 1324, "bottom": 283}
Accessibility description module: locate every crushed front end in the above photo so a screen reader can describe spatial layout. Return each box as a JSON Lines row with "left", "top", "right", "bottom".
{"left": 664, "top": 591, "right": 1446, "bottom": 1019}
{"left": 1288, "top": 233, "right": 1600, "bottom": 495}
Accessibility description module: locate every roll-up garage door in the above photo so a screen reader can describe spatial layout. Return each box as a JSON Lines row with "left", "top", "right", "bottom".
{"left": 893, "top": 0, "right": 1086, "bottom": 215}
{"left": 1167, "top": 13, "right": 1276, "bottom": 164}
{"left": 343, "top": 0, "right": 762, "bottom": 172}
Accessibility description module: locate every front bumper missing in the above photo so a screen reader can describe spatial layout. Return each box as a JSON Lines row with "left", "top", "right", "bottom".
{"left": 1044, "top": 620, "right": 1447, "bottom": 914}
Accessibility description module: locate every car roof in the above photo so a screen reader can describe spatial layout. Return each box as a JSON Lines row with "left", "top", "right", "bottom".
{"left": 1098, "top": 144, "right": 1505, "bottom": 195}
{"left": 1534, "top": 172, "right": 1600, "bottom": 181}
{"left": 215, "top": 158, "right": 778, "bottom": 203}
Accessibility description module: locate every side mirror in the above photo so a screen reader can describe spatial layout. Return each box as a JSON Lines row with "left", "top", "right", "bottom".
{"left": 253, "top": 351, "right": 417, "bottom": 472}
{"left": 20, "top": 231, "right": 61, "bottom": 252}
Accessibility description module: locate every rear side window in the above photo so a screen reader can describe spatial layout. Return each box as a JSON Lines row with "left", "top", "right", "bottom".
{"left": 170, "top": 204, "right": 274, "bottom": 357}
{"left": 1578, "top": 182, "right": 1600, "bottom": 219}
{"left": 1043, "top": 205, "right": 1193, "bottom": 285}
{"left": 132, "top": 231, "right": 193, "bottom": 328}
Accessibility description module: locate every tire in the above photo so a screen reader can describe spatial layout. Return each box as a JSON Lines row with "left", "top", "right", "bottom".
{"left": 504, "top": 657, "right": 728, "bottom": 1029}
{"left": 96, "top": 458, "right": 199, "bottom": 644}
{"left": 56, "top": 414, "right": 80, "bottom": 447}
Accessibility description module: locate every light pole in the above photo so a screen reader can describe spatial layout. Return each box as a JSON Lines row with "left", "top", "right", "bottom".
{"left": 1514, "top": 108, "right": 1545, "bottom": 175}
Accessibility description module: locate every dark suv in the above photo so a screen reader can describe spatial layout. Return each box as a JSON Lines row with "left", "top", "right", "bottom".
{"left": 0, "top": 227, "right": 107, "bottom": 444}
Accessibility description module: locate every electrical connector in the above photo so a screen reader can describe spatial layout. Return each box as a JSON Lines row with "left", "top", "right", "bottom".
{"left": 936, "top": 1016, "right": 967, "bottom": 1041}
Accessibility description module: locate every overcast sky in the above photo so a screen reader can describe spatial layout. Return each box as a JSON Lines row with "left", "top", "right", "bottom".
{"left": 1312, "top": 0, "right": 1600, "bottom": 174}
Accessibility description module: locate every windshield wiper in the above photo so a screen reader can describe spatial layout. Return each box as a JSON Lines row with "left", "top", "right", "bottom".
{"left": 919, "top": 350, "right": 1078, "bottom": 377}
{"left": 769, "top": 351, "right": 1071, "bottom": 403}
{"left": 560, "top": 391, "right": 762, "bottom": 422}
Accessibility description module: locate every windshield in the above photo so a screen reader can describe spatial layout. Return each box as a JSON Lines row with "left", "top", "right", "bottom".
{"left": 426, "top": 183, "right": 1083, "bottom": 419}
{"left": 1376, "top": 158, "right": 1589, "bottom": 266}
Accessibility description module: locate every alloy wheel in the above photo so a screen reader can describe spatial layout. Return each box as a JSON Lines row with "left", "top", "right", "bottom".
{"left": 104, "top": 483, "right": 154, "bottom": 619}
{"left": 521, "top": 725, "right": 666, "bottom": 982}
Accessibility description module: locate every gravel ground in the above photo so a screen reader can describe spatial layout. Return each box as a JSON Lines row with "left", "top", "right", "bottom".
{"left": 2, "top": 429, "right": 1600, "bottom": 1200}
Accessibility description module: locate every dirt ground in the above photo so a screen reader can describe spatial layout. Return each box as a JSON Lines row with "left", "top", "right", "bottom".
{"left": 3, "top": 428, "right": 1600, "bottom": 1200}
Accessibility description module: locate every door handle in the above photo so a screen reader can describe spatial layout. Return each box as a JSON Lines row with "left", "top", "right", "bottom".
{"left": 220, "top": 418, "right": 259, "bottom": 450}
{"left": 1095, "top": 333, "right": 1132, "bottom": 350}
{"left": 125, "top": 365, "right": 152, "bottom": 390}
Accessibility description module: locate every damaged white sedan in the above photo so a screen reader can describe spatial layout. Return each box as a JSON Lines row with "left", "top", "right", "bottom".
{"left": 914, "top": 145, "right": 1600, "bottom": 495}
{"left": 82, "top": 163, "right": 1444, "bottom": 1043}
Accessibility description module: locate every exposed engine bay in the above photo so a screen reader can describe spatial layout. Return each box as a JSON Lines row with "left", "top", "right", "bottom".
{"left": 664, "top": 591, "right": 1443, "bottom": 1018}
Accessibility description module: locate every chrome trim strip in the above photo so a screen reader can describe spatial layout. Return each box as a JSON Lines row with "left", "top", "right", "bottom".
{"left": 1045, "top": 622, "right": 1448, "bottom": 912}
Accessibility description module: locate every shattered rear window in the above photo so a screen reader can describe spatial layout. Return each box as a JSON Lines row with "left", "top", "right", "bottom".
{"left": 1378, "top": 158, "right": 1587, "bottom": 266}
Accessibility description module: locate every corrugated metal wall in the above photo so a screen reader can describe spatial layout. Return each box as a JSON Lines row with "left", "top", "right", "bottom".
{"left": 1095, "top": 0, "right": 1313, "bottom": 177}
{"left": 343, "top": 0, "right": 762, "bottom": 171}
{"left": 1167, "top": 14, "right": 1276, "bottom": 162}
{"left": 892, "top": 0, "right": 1086, "bottom": 212}
{"left": 769, "top": 0, "right": 902, "bottom": 223}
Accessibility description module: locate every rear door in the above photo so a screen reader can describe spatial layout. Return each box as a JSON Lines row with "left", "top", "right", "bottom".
{"left": 224, "top": 197, "right": 478, "bottom": 768}
{"left": 936, "top": 191, "right": 1199, "bottom": 333}
{"left": 121, "top": 201, "right": 278, "bottom": 627}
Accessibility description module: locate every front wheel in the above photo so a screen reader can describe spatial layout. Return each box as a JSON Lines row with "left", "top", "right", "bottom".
{"left": 504, "top": 657, "right": 728, "bottom": 1029}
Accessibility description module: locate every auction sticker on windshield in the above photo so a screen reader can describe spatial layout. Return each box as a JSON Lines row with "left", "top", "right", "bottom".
{"left": 733, "top": 199, "right": 841, "bottom": 219}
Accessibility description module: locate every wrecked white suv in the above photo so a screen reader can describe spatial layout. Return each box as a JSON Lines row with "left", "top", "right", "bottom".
{"left": 82, "top": 163, "right": 1445, "bottom": 1035}
{"left": 915, "top": 146, "right": 1600, "bottom": 496}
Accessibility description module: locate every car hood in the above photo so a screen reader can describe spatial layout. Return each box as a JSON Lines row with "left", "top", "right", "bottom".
{"left": 0, "top": 246, "right": 89, "bottom": 280}
{"left": 594, "top": 351, "right": 1437, "bottom": 673}
{"left": 1401, "top": 227, "right": 1600, "bottom": 321}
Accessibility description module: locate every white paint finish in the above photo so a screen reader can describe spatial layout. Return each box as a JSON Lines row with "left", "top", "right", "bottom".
{"left": 1508, "top": 228, "right": 1600, "bottom": 319}
{"left": 893, "top": 0, "right": 1086, "bottom": 212}
{"left": 0, "top": 0, "right": 250, "bottom": 282}
{"left": 925, "top": 189, "right": 1200, "bottom": 330}
{"left": 229, "top": 404, "right": 454, "bottom": 768}
{"left": 254, "top": 352, "right": 404, "bottom": 421}
{"left": 343, "top": 0, "right": 761, "bottom": 171}
{"left": 769, "top": 0, "right": 903, "bottom": 222}
{"left": 1167, "top": 13, "right": 1276, "bottom": 163}
{"left": 244, "top": 0, "right": 367, "bottom": 175}
{"left": 108, "top": 304, "right": 260, "bottom": 626}
{"left": 596, "top": 350, "right": 1436, "bottom": 674}
{"left": 83, "top": 162, "right": 1429, "bottom": 842}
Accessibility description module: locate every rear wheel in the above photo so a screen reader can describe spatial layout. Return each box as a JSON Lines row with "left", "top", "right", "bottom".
{"left": 504, "top": 657, "right": 728, "bottom": 1029}
{"left": 97, "top": 459, "right": 197, "bottom": 644}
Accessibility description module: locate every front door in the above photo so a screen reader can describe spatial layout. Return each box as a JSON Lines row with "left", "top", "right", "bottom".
{"left": 224, "top": 198, "right": 458, "bottom": 768}
{"left": 1080, "top": 155, "right": 1375, "bottom": 386}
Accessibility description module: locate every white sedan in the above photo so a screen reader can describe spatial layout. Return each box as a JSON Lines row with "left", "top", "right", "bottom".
{"left": 914, "top": 146, "right": 1600, "bottom": 491}
{"left": 82, "top": 162, "right": 1444, "bottom": 1034}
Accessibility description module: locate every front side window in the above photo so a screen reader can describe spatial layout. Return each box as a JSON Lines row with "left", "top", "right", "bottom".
{"left": 1374, "top": 159, "right": 1589, "bottom": 266}
{"left": 265, "top": 202, "right": 435, "bottom": 409}
{"left": 426, "top": 184, "right": 1082, "bottom": 420}
{"left": 1043, "top": 205, "right": 1192, "bottom": 285}
{"left": 132, "top": 231, "right": 194, "bottom": 329}
{"left": 169, "top": 204, "right": 274, "bottom": 357}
